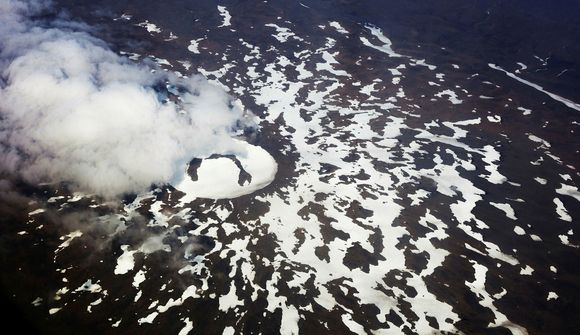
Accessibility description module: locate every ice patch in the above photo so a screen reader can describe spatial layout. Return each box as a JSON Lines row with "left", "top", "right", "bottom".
{"left": 329, "top": 21, "right": 348, "bottom": 34}
{"left": 517, "top": 107, "right": 532, "bottom": 115}
{"left": 136, "top": 21, "right": 161, "bottom": 34}
{"left": 519, "top": 265, "right": 533, "bottom": 275}
{"left": 56, "top": 230, "right": 83, "bottom": 255}
{"left": 164, "top": 32, "right": 178, "bottom": 41}
{"left": 515, "top": 62, "right": 527, "bottom": 73}
{"left": 179, "top": 318, "right": 194, "bottom": 335}
{"left": 217, "top": 6, "right": 232, "bottom": 27}
{"left": 133, "top": 270, "right": 147, "bottom": 288}
{"left": 175, "top": 140, "right": 277, "bottom": 201}
{"left": 265, "top": 23, "right": 301, "bottom": 43}
{"left": 412, "top": 58, "right": 437, "bottom": 70}
{"left": 114, "top": 13, "right": 132, "bottom": 21}
{"left": 316, "top": 51, "right": 350, "bottom": 77}
{"left": 28, "top": 208, "right": 45, "bottom": 216}
{"left": 490, "top": 202, "right": 517, "bottom": 220}
{"left": 556, "top": 184, "right": 580, "bottom": 202}
{"left": 341, "top": 314, "right": 366, "bottom": 334}
{"left": 513, "top": 226, "right": 526, "bottom": 236}
{"left": 466, "top": 261, "right": 528, "bottom": 334}
{"left": 435, "top": 89, "right": 463, "bottom": 104}
{"left": 360, "top": 83, "right": 377, "bottom": 96}
{"left": 554, "top": 198, "right": 572, "bottom": 222}
{"left": 114, "top": 245, "right": 136, "bottom": 275}
{"left": 138, "top": 311, "right": 158, "bottom": 325}
{"left": 489, "top": 64, "right": 580, "bottom": 112}
{"left": 360, "top": 25, "right": 404, "bottom": 58}
{"left": 75, "top": 279, "right": 102, "bottom": 293}
{"left": 528, "top": 134, "right": 550, "bottom": 148}
{"left": 534, "top": 177, "right": 547, "bottom": 185}
{"left": 218, "top": 281, "right": 244, "bottom": 312}
{"left": 188, "top": 39, "right": 204, "bottom": 54}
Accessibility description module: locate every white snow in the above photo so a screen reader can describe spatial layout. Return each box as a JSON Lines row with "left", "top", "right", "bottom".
{"left": 114, "top": 245, "right": 136, "bottom": 275}
{"left": 217, "top": 6, "right": 232, "bottom": 27}
{"left": 56, "top": 230, "right": 83, "bottom": 254}
{"left": 28, "top": 208, "right": 45, "bottom": 215}
{"left": 174, "top": 140, "right": 277, "bottom": 201}
{"left": 75, "top": 279, "right": 102, "bottom": 293}
{"left": 316, "top": 51, "right": 350, "bottom": 77}
{"left": 138, "top": 311, "right": 159, "bottom": 325}
{"left": 528, "top": 134, "right": 550, "bottom": 148}
{"left": 360, "top": 25, "right": 404, "bottom": 58}
{"left": 265, "top": 23, "right": 301, "bottom": 43}
{"left": 490, "top": 202, "right": 517, "bottom": 220}
{"left": 519, "top": 265, "right": 533, "bottom": 275}
{"left": 133, "top": 270, "right": 147, "bottom": 288}
{"left": 513, "top": 226, "right": 526, "bottom": 236}
{"left": 178, "top": 318, "right": 194, "bottom": 335}
{"left": 556, "top": 184, "right": 580, "bottom": 202}
{"left": 553, "top": 198, "right": 572, "bottom": 222}
{"left": 534, "top": 177, "right": 547, "bottom": 185}
{"left": 329, "top": 21, "right": 348, "bottom": 34}
{"left": 136, "top": 21, "right": 161, "bottom": 34}
{"left": 187, "top": 39, "right": 204, "bottom": 54}
{"left": 517, "top": 107, "right": 532, "bottom": 115}
{"left": 435, "top": 89, "right": 463, "bottom": 104}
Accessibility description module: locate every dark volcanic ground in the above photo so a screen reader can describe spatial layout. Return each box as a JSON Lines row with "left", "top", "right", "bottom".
{"left": 1, "top": 1, "right": 580, "bottom": 334}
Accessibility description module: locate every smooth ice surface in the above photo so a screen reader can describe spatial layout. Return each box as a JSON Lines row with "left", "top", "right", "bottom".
{"left": 174, "top": 140, "right": 277, "bottom": 200}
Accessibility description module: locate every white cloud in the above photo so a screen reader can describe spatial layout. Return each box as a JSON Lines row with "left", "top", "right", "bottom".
{"left": 0, "top": 0, "right": 254, "bottom": 197}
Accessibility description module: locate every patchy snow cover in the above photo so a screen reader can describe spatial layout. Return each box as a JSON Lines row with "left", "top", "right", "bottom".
{"left": 12, "top": 5, "right": 580, "bottom": 335}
